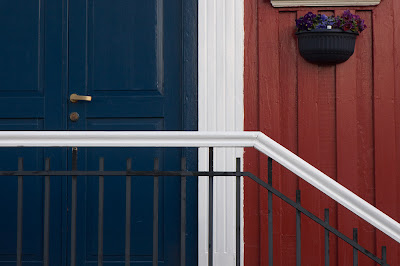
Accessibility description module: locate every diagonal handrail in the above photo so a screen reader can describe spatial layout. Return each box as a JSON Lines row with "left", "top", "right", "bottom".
{"left": 0, "top": 130, "right": 399, "bottom": 243}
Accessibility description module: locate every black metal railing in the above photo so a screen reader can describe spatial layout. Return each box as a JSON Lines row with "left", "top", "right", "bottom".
{"left": 4, "top": 147, "right": 388, "bottom": 266}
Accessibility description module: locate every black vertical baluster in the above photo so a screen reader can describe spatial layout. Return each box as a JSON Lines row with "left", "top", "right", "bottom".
{"left": 125, "top": 158, "right": 132, "bottom": 266}
{"left": 43, "top": 158, "right": 51, "bottom": 266}
{"left": 71, "top": 147, "right": 78, "bottom": 266}
{"left": 98, "top": 158, "right": 104, "bottom": 266}
{"left": 381, "top": 246, "right": 387, "bottom": 266}
{"left": 236, "top": 158, "right": 241, "bottom": 266}
{"left": 353, "top": 228, "right": 358, "bottom": 266}
{"left": 324, "top": 209, "right": 329, "bottom": 266}
{"left": 208, "top": 148, "right": 214, "bottom": 266}
{"left": 180, "top": 157, "right": 187, "bottom": 266}
{"left": 153, "top": 158, "right": 159, "bottom": 266}
{"left": 16, "top": 158, "right": 23, "bottom": 266}
{"left": 296, "top": 190, "right": 301, "bottom": 266}
{"left": 268, "top": 157, "right": 273, "bottom": 266}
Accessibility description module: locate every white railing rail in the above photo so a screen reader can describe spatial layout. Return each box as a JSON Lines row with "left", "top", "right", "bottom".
{"left": 0, "top": 131, "right": 399, "bottom": 243}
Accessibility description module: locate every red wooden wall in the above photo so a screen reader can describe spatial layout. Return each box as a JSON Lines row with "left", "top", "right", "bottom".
{"left": 244, "top": 0, "right": 400, "bottom": 265}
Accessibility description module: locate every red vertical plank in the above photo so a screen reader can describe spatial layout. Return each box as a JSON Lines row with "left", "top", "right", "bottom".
{"left": 297, "top": 8, "right": 324, "bottom": 266}
{"left": 278, "top": 11, "right": 299, "bottom": 266}
{"left": 244, "top": 0, "right": 260, "bottom": 265}
{"left": 336, "top": 8, "right": 360, "bottom": 266}
{"left": 355, "top": 10, "right": 376, "bottom": 266}
{"left": 317, "top": 10, "right": 338, "bottom": 266}
{"left": 318, "top": 64, "right": 338, "bottom": 266}
{"left": 373, "top": 0, "right": 399, "bottom": 265}
{"left": 258, "top": 2, "right": 281, "bottom": 266}
{"left": 394, "top": 0, "right": 400, "bottom": 263}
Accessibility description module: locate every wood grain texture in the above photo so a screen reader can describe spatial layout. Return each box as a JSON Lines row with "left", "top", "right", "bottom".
{"left": 296, "top": 8, "right": 325, "bottom": 265}
{"left": 373, "top": 0, "right": 399, "bottom": 265}
{"left": 395, "top": 0, "right": 400, "bottom": 263}
{"left": 244, "top": 0, "right": 260, "bottom": 265}
{"left": 336, "top": 8, "right": 360, "bottom": 265}
{"left": 244, "top": 1, "right": 400, "bottom": 265}
{"left": 278, "top": 11, "right": 299, "bottom": 266}
{"left": 257, "top": 1, "right": 281, "bottom": 265}
{"left": 354, "top": 10, "right": 376, "bottom": 266}
{"left": 316, "top": 12, "right": 338, "bottom": 266}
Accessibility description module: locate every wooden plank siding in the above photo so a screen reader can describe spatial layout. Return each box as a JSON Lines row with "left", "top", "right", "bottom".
{"left": 244, "top": 1, "right": 400, "bottom": 265}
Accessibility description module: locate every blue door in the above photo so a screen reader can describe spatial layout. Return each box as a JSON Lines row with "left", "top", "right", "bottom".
{"left": 0, "top": 0, "right": 197, "bottom": 265}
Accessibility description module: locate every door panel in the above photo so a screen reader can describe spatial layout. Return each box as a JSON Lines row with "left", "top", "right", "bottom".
{"left": 68, "top": 0, "right": 183, "bottom": 265}
{"left": 68, "top": 0, "right": 181, "bottom": 128}
{"left": 0, "top": 1, "right": 65, "bottom": 265}
{"left": 0, "top": 0, "right": 64, "bottom": 129}
{"left": 0, "top": 1, "right": 43, "bottom": 93}
{"left": 89, "top": 0, "right": 158, "bottom": 92}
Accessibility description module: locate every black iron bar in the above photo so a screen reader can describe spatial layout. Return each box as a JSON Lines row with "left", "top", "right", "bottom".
{"left": 325, "top": 209, "right": 329, "bottom": 266}
{"left": 268, "top": 157, "right": 273, "bottom": 266}
{"left": 245, "top": 172, "right": 386, "bottom": 265}
{"left": 180, "top": 158, "right": 187, "bottom": 266}
{"left": 236, "top": 158, "right": 241, "bottom": 266}
{"left": 71, "top": 147, "right": 78, "bottom": 266}
{"left": 153, "top": 158, "right": 159, "bottom": 266}
{"left": 125, "top": 158, "right": 132, "bottom": 266}
{"left": 296, "top": 190, "right": 301, "bottom": 266}
{"left": 208, "top": 148, "right": 214, "bottom": 266}
{"left": 382, "top": 246, "right": 387, "bottom": 266}
{"left": 353, "top": 228, "right": 358, "bottom": 266}
{"left": 43, "top": 158, "right": 50, "bottom": 266}
{"left": 16, "top": 158, "right": 23, "bottom": 266}
{"left": 98, "top": 158, "right": 104, "bottom": 266}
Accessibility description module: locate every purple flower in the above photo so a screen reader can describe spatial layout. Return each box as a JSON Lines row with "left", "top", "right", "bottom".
{"left": 334, "top": 18, "right": 342, "bottom": 29}
{"left": 295, "top": 10, "right": 367, "bottom": 33}
{"left": 342, "top": 10, "right": 353, "bottom": 20}
{"left": 304, "top": 12, "right": 317, "bottom": 20}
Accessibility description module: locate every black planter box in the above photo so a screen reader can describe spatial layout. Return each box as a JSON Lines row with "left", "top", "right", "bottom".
{"left": 296, "top": 29, "right": 358, "bottom": 64}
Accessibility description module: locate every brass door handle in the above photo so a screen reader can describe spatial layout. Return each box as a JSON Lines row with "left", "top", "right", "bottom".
{"left": 70, "top": 93, "right": 92, "bottom": 103}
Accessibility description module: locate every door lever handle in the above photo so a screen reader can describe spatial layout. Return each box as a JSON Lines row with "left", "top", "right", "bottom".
{"left": 70, "top": 93, "right": 92, "bottom": 103}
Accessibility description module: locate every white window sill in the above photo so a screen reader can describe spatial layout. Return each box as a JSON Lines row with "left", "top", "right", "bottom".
{"left": 271, "top": 0, "right": 380, "bottom": 7}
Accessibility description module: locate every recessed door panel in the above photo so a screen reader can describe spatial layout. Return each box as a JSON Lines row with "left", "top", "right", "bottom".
{"left": 89, "top": 0, "right": 158, "bottom": 92}
{"left": 0, "top": 1, "right": 44, "bottom": 93}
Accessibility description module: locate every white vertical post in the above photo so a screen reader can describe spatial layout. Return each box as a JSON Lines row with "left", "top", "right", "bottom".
{"left": 198, "top": 0, "right": 244, "bottom": 265}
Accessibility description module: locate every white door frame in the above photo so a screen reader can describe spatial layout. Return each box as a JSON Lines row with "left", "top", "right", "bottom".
{"left": 198, "top": 0, "right": 244, "bottom": 265}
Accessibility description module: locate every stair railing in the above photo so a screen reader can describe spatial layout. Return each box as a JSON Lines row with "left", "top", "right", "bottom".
{"left": 0, "top": 131, "right": 399, "bottom": 266}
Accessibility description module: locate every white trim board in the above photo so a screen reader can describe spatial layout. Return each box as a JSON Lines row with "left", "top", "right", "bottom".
{"left": 271, "top": 0, "right": 380, "bottom": 7}
{"left": 198, "top": 0, "right": 245, "bottom": 265}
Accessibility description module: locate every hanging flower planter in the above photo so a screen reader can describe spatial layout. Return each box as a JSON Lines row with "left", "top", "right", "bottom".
{"left": 295, "top": 11, "right": 367, "bottom": 64}
{"left": 296, "top": 29, "right": 358, "bottom": 64}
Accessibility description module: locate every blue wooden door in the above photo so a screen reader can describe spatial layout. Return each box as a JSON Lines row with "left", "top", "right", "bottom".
{"left": 0, "top": 0, "right": 196, "bottom": 265}
{"left": 68, "top": 0, "right": 187, "bottom": 265}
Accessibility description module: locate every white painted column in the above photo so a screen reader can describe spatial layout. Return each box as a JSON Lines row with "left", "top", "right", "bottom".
{"left": 198, "top": 0, "right": 244, "bottom": 265}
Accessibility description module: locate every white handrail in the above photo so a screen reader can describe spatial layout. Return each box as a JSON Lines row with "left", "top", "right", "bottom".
{"left": 0, "top": 131, "right": 399, "bottom": 243}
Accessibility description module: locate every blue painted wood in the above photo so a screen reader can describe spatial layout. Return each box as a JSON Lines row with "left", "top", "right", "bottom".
{"left": 182, "top": 0, "right": 198, "bottom": 264}
{"left": 0, "top": 0, "right": 65, "bottom": 265}
{"left": 67, "top": 0, "right": 193, "bottom": 265}
{"left": 0, "top": 0, "right": 197, "bottom": 265}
